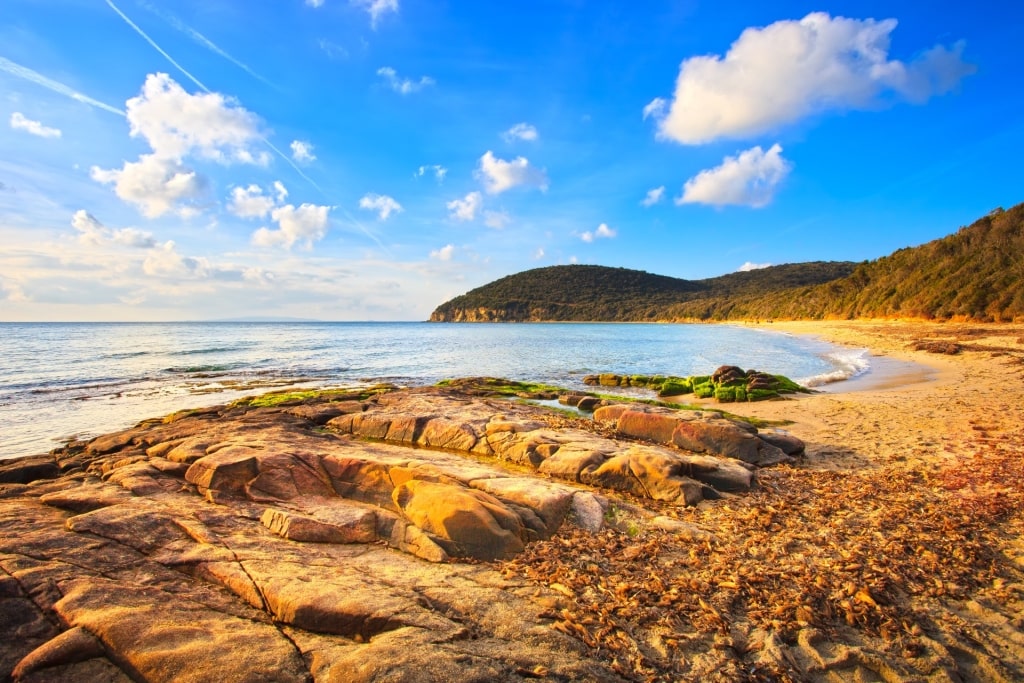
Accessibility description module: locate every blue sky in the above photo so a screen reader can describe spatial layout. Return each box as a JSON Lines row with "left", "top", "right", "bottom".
{"left": 1, "top": 0, "right": 1021, "bottom": 321}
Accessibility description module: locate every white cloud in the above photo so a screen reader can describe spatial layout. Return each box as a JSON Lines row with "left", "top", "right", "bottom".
{"left": 653, "top": 12, "right": 975, "bottom": 144}
{"left": 533, "top": 247, "right": 545, "bottom": 259}
{"left": 476, "top": 151, "right": 548, "bottom": 195}
{"left": 291, "top": 140, "right": 316, "bottom": 163}
{"left": 90, "top": 154, "right": 206, "bottom": 218}
{"left": 70, "top": 210, "right": 156, "bottom": 248}
{"left": 641, "top": 186, "right": 665, "bottom": 207}
{"left": 642, "top": 97, "right": 666, "bottom": 121}
{"left": 306, "top": 0, "right": 325, "bottom": 7}
{"left": 359, "top": 193, "right": 403, "bottom": 220}
{"left": 10, "top": 112, "right": 62, "bottom": 138}
{"left": 252, "top": 203, "right": 331, "bottom": 249}
{"left": 677, "top": 144, "right": 791, "bottom": 208}
{"left": 377, "top": 67, "right": 434, "bottom": 95}
{"left": 568, "top": 256, "right": 578, "bottom": 264}
{"left": 502, "top": 122, "right": 538, "bottom": 142}
{"left": 273, "top": 181, "right": 289, "bottom": 203}
{"left": 229, "top": 184, "right": 276, "bottom": 218}
{"left": 353, "top": 0, "right": 398, "bottom": 29}
{"left": 738, "top": 262, "right": 772, "bottom": 272}
{"left": 318, "top": 39, "right": 348, "bottom": 60}
{"left": 484, "top": 210, "right": 511, "bottom": 230}
{"left": 143, "top": 241, "right": 211, "bottom": 278}
{"left": 446, "top": 191, "right": 482, "bottom": 221}
{"left": 581, "top": 223, "right": 616, "bottom": 243}
{"left": 1, "top": 280, "right": 29, "bottom": 303}
{"left": 124, "top": 72, "right": 265, "bottom": 162}
{"left": 91, "top": 73, "right": 269, "bottom": 217}
{"left": 430, "top": 244, "right": 454, "bottom": 261}
{"left": 415, "top": 164, "right": 447, "bottom": 182}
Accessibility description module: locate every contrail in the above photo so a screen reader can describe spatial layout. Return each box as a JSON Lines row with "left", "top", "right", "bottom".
{"left": 105, "top": 0, "right": 388, "bottom": 253}
{"left": 106, "top": 0, "right": 208, "bottom": 91}
{"left": 0, "top": 56, "right": 125, "bottom": 116}
{"left": 135, "top": 1, "right": 275, "bottom": 88}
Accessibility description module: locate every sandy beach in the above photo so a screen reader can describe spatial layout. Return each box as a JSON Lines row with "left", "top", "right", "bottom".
{"left": 697, "top": 320, "right": 1024, "bottom": 679}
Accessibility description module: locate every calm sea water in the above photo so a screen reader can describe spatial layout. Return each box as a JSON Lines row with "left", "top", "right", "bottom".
{"left": 0, "top": 322, "right": 871, "bottom": 460}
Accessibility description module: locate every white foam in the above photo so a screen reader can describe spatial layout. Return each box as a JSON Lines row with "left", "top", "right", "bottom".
{"left": 798, "top": 348, "right": 871, "bottom": 387}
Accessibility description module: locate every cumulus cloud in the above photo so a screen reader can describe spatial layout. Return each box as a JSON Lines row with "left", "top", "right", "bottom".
{"left": 10, "top": 112, "right": 61, "bottom": 138}
{"left": 359, "top": 193, "right": 403, "bottom": 220}
{"left": 476, "top": 151, "right": 548, "bottom": 195}
{"left": 124, "top": 73, "right": 265, "bottom": 162}
{"left": 415, "top": 164, "right": 448, "bottom": 182}
{"left": 502, "top": 122, "right": 538, "bottom": 142}
{"left": 677, "top": 144, "right": 791, "bottom": 208}
{"left": 353, "top": 0, "right": 398, "bottom": 28}
{"left": 738, "top": 261, "right": 772, "bottom": 272}
{"left": 90, "top": 154, "right": 206, "bottom": 219}
{"left": 430, "top": 244, "right": 454, "bottom": 261}
{"left": 252, "top": 203, "right": 331, "bottom": 249}
{"left": 291, "top": 140, "right": 316, "bottom": 163}
{"left": 228, "top": 184, "right": 276, "bottom": 218}
{"left": 446, "top": 191, "right": 483, "bottom": 221}
{"left": 581, "top": 223, "right": 616, "bottom": 243}
{"left": 71, "top": 210, "right": 156, "bottom": 248}
{"left": 377, "top": 67, "right": 434, "bottom": 94}
{"left": 91, "top": 73, "right": 268, "bottom": 217}
{"left": 641, "top": 186, "right": 665, "bottom": 207}
{"left": 651, "top": 12, "right": 975, "bottom": 144}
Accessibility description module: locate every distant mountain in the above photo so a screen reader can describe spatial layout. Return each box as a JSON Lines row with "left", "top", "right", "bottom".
{"left": 430, "top": 202, "right": 1024, "bottom": 322}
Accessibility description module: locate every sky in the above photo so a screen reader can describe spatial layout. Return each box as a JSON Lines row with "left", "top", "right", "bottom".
{"left": 1, "top": 0, "right": 1022, "bottom": 321}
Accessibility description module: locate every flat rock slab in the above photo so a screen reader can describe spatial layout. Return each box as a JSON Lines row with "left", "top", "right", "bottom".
{"left": 0, "top": 384, "right": 790, "bottom": 682}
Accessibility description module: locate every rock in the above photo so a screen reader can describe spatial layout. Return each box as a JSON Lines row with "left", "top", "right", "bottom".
{"left": 712, "top": 365, "right": 747, "bottom": 384}
{"left": 592, "top": 404, "right": 630, "bottom": 424}
{"left": 759, "top": 430, "right": 806, "bottom": 456}
{"left": 0, "top": 456, "right": 59, "bottom": 484}
{"left": 559, "top": 394, "right": 585, "bottom": 406}
{"left": 576, "top": 397, "right": 602, "bottom": 411}
{"left": 11, "top": 626, "right": 106, "bottom": 680}
{"left": 39, "top": 482, "right": 134, "bottom": 513}
{"left": 261, "top": 505, "right": 377, "bottom": 544}
{"left": 393, "top": 480, "right": 527, "bottom": 560}
{"left": 469, "top": 477, "right": 574, "bottom": 534}
{"left": 572, "top": 492, "right": 606, "bottom": 532}
{"left": 53, "top": 578, "right": 310, "bottom": 682}
{"left": 185, "top": 446, "right": 260, "bottom": 501}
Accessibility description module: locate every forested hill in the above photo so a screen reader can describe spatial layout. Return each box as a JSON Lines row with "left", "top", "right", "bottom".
{"left": 428, "top": 262, "right": 856, "bottom": 322}
{"left": 429, "top": 202, "right": 1024, "bottom": 322}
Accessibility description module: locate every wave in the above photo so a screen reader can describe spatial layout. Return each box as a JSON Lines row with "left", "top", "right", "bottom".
{"left": 104, "top": 350, "right": 151, "bottom": 359}
{"left": 168, "top": 345, "right": 249, "bottom": 356}
{"left": 799, "top": 348, "right": 871, "bottom": 387}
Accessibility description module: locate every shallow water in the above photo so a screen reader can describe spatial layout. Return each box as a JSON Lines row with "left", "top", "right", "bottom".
{"left": 0, "top": 322, "right": 874, "bottom": 460}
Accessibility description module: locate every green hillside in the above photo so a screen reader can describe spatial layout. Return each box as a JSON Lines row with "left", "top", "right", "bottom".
{"left": 430, "top": 202, "right": 1024, "bottom": 322}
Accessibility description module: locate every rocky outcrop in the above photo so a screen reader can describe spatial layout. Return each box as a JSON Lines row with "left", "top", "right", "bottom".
{"left": 0, "top": 383, "right": 800, "bottom": 682}
{"left": 582, "top": 365, "right": 811, "bottom": 402}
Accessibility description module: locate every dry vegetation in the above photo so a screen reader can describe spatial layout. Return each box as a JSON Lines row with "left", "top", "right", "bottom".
{"left": 499, "top": 323, "right": 1024, "bottom": 682}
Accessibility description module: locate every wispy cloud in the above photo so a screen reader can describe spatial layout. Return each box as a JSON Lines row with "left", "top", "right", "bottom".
{"left": 502, "top": 122, "right": 538, "bottom": 142}
{"left": 0, "top": 56, "right": 124, "bottom": 116}
{"left": 359, "top": 193, "right": 403, "bottom": 220}
{"left": 352, "top": 0, "right": 399, "bottom": 29}
{"left": 377, "top": 67, "right": 434, "bottom": 95}
{"left": 641, "top": 185, "right": 665, "bottom": 207}
{"left": 291, "top": 140, "right": 316, "bottom": 163}
{"left": 415, "top": 164, "right": 447, "bottom": 182}
{"left": 10, "top": 112, "right": 61, "bottom": 138}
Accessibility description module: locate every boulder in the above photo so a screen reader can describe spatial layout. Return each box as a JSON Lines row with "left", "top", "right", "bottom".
{"left": 261, "top": 505, "right": 377, "bottom": 544}
{"left": 0, "top": 455, "right": 59, "bottom": 484}
{"left": 392, "top": 480, "right": 527, "bottom": 560}
{"left": 185, "top": 446, "right": 260, "bottom": 500}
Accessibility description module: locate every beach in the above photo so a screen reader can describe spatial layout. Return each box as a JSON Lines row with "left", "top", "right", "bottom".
{"left": 3, "top": 320, "right": 1024, "bottom": 682}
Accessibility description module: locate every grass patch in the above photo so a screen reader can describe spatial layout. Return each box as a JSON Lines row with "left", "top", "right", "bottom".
{"left": 232, "top": 385, "right": 392, "bottom": 409}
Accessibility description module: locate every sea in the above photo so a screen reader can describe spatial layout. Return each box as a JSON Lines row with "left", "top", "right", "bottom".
{"left": 0, "top": 322, "right": 877, "bottom": 461}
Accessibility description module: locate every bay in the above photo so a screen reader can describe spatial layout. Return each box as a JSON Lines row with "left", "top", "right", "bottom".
{"left": 0, "top": 322, "right": 871, "bottom": 460}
